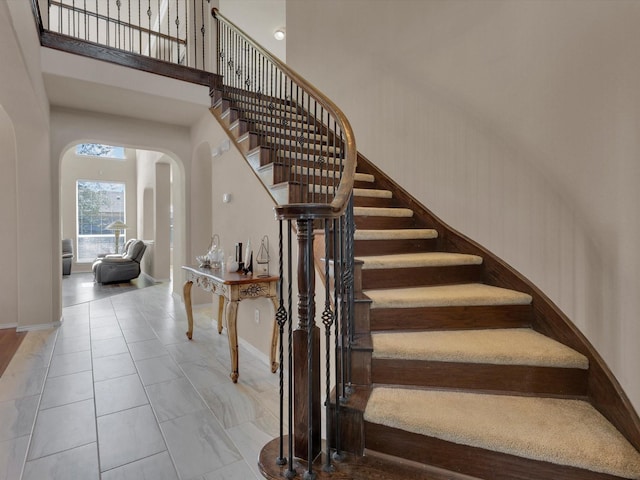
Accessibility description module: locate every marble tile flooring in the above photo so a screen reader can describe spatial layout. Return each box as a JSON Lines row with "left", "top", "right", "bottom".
{"left": 0, "top": 282, "right": 281, "bottom": 479}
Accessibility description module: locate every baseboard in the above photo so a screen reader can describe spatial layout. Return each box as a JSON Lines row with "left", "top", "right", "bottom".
{"left": 238, "top": 336, "right": 271, "bottom": 368}
{"left": 140, "top": 272, "right": 163, "bottom": 283}
{"left": 16, "top": 319, "right": 62, "bottom": 332}
{"left": 0, "top": 323, "right": 18, "bottom": 330}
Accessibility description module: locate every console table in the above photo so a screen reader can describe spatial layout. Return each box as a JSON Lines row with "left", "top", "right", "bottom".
{"left": 182, "top": 266, "right": 279, "bottom": 383}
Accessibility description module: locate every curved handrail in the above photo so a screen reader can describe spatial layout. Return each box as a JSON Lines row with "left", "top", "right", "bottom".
{"left": 212, "top": 8, "right": 356, "bottom": 219}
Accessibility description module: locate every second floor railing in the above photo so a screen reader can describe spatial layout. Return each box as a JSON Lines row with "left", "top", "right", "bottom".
{"left": 41, "top": 0, "right": 213, "bottom": 71}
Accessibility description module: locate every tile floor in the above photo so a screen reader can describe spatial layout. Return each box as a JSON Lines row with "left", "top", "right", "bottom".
{"left": 0, "top": 281, "right": 281, "bottom": 480}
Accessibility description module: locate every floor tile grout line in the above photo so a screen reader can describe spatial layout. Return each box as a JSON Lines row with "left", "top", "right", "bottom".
{"left": 109, "top": 290, "right": 183, "bottom": 480}
{"left": 17, "top": 327, "right": 60, "bottom": 480}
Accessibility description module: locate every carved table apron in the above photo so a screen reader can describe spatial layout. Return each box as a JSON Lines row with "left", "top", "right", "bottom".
{"left": 182, "top": 266, "right": 279, "bottom": 383}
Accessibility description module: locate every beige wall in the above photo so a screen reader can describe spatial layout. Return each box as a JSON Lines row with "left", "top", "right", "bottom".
{"left": 51, "top": 108, "right": 191, "bottom": 296}
{"left": 191, "top": 112, "right": 281, "bottom": 359}
{"left": 286, "top": 0, "right": 640, "bottom": 411}
{"left": 1, "top": 1, "right": 56, "bottom": 330}
{"left": 219, "top": 0, "right": 286, "bottom": 61}
{"left": 60, "top": 147, "right": 138, "bottom": 272}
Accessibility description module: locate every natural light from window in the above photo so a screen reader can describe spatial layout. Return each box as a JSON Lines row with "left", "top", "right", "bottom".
{"left": 77, "top": 180, "right": 126, "bottom": 262}
{"left": 76, "top": 143, "right": 126, "bottom": 159}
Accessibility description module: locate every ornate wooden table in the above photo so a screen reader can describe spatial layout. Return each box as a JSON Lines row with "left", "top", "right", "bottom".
{"left": 182, "top": 266, "right": 279, "bottom": 383}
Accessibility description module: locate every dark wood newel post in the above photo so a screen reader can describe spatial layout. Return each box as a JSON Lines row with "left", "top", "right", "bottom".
{"left": 294, "top": 218, "right": 321, "bottom": 462}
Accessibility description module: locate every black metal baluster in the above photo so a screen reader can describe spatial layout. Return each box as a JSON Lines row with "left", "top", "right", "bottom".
{"left": 276, "top": 219, "right": 287, "bottom": 466}
{"left": 72, "top": 0, "right": 75, "bottom": 37}
{"left": 192, "top": 0, "right": 196, "bottom": 68}
{"left": 95, "top": 0, "right": 98, "bottom": 46}
{"left": 338, "top": 213, "right": 347, "bottom": 403}
{"left": 200, "top": 0, "right": 205, "bottom": 69}
{"left": 322, "top": 218, "right": 334, "bottom": 472}
{"left": 147, "top": 0, "right": 152, "bottom": 56}
{"left": 175, "top": 2, "right": 179, "bottom": 65}
{"left": 127, "top": 0, "right": 131, "bottom": 52}
{"left": 286, "top": 220, "right": 296, "bottom": 479}
{"left": 332, "top": 216, "right": 343, "bottom": 461}
{"left": 116, "top": 0, "right": 121, "bottom": 49}
{"left": 345, "top": 194, "right": 355, "bottom": 397}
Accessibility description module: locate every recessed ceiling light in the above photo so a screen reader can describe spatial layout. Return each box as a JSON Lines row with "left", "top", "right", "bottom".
{"left": 274, "top": 28, "right": 285, "bottom": 41}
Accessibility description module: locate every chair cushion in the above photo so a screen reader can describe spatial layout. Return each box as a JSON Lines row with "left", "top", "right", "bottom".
{"left": 125, "top": 241, "right": 146, "bottom": 262}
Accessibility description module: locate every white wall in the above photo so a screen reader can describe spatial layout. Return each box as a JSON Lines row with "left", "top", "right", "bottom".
{"left": 218, "top": 0, "right": 286, "bottom": 61}
{"left": 1, "top": 0, "right": 56, "bottom": 330}
{"left": 286, "top": 0, "right": 640, "bottom": 411}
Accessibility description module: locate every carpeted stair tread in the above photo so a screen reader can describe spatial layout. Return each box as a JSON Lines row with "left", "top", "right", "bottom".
{"left": 365, "top": 388, "right": 640, "bottom": 478}
{"left": 356, "top": 252, "right": 483, "bottom": 270}
{"left": 354, "top": 229, "right": 438, "bottom": 241}
{"left": 365, "top": 283, "right": 532, "bottom": 309}
{"left": 353, "top": 188, "right": 393, "bottom": 198}
{"left": 371, "top": 328, "right": 588, "bottom": 369}
{"left": 354, "top": 206, "right": 414, "bottom": 217}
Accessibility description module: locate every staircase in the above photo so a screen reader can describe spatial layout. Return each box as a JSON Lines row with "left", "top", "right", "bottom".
{"left": 343, "top": 156, "right": 640, "bottom": 479}
{"left": 210, "top": 92, "right": 640, "bottom": 479}
{"left": 209, "top": 10, "right": 640, "bottom": 480}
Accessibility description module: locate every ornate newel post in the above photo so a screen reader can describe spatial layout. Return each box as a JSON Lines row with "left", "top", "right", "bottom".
{"left": 294, "top": 218, "right": 321, "bottom": 467}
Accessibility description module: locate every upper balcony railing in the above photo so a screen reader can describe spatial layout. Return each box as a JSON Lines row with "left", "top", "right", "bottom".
{"left": 34, "top": 0, "right": 213, "bottom": 72}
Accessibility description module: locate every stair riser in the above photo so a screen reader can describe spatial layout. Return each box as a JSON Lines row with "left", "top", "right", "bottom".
{"left": 212, "top": 87, "right": 295, "bottom": 108}
{"left": 354, "top": 238, "right": 438, "bottom": 256}
{"left": 371, "top": 359, "right": 588, "bottom": 397}
{"left": 355, "top": 217, "right": 417, "bottom": 230}
{"left": 353, "top": 196, "right": 398, "bottom": 208}
{"left": 228, "top": 98, "right": 303, "bottom": 116}
{"left": 364, "top": 423, "right": 623, "bottom": 480}
{"left": 231, "top": 118, "right": 321, "bottom": 137}
{"left": 248, "top": 150, "right": 346, "bottom": 175}
{"left": 268, "top": 183, "right": 334, "bottom": 205}
{"left": 361, "top": 264, "right": 483, "bottom": 290}
{"left": 369, "top": 304, "right": 533, "bottom": 331}
{"left": 350, "top": 350, "right": 372, "bottom": 386}
{"left": 353, "top": 298, "right": 372, "bottom": 335}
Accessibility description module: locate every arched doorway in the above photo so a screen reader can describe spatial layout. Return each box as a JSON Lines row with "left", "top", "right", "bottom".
{"left": 59, "top": 141, "right": 186, "bottom": 303}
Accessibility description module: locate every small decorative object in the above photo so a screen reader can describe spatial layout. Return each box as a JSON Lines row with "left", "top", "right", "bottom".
{"left": 227, "top": 255, "right": 238, "bottom": 273}
{"left": 207, "top": 234, "right": 223, "bottom": 269}
{"left": 235, "top": 242, "right": 243, "bottom": 272}
{"left": 196, "top": 255, "right": 211, "bottom": 268}
{"left": 242, "top": 238, "right": 253, "bottom": 275}
{"left": 256, "top": 235, "right": 270, "bottom": 277}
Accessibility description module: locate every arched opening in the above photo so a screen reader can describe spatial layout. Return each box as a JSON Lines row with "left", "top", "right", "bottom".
{"left": 59, "top": 140, "right": 186, "bottom": 305}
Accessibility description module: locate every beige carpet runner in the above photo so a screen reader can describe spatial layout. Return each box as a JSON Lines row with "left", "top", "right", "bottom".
{"left": 356, "top": 252, "right": 483, "bottom": 270}
{"left": 365, "top": 283, "right": 533, "bottom": 309}
{"left": 365, "top": 387, "right": 640, "bottom": 478}
{"left": 372, "top": 328, "right": 588, "bottom": 369}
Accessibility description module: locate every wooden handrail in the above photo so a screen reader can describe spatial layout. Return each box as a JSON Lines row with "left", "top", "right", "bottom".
{"left": 212, "top": 8, "right": 357, "bottom": 219}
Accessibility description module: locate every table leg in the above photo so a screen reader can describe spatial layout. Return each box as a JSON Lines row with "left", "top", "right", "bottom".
{"left": 226, "top": 299, "right": 239, "bottom": 383}
{"left": 183, "top": 280, "right": 194, "bottom": 340}
{"left": 269, "top": 297, "right": 279, "bottom": 373}
{"left": 216, "top": 295, "right": 224, "bottom": 334}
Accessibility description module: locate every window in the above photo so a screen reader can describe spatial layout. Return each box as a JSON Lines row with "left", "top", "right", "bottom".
{"left": 76, "top": 143, "right": 125, "bottom": 159}
{"left": 77, "top": 180, "right": 126, "bottom": 262}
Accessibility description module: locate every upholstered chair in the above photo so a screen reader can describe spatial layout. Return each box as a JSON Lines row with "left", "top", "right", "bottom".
{"left": 62, "top": 239, "right": 74, "bottom": 276}
{"left": 92, "top": 240, "right": 146, "bottom": 284}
